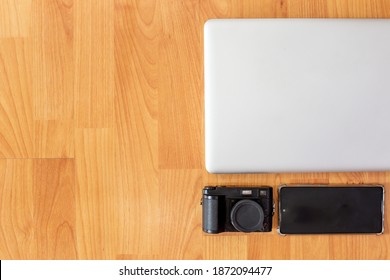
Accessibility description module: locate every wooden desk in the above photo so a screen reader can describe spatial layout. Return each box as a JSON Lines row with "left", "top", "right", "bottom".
{"left": 0, "top": 0, "right": 389, "bottom": 259}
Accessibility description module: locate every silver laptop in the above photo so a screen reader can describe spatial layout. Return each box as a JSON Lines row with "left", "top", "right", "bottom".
{"left": 204, "top": 19, "right": 390, "bottom": 173}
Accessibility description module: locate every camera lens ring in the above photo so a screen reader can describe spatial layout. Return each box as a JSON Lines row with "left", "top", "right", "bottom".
{"left": 230, "top": 199, "right": 265, "bottom": 232}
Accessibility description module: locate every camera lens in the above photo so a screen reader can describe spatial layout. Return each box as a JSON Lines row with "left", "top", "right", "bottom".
{"left": 230, "top": 200, "right": 265, "bottom": 232}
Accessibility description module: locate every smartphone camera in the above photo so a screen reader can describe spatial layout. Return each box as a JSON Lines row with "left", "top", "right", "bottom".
{"left": 202, "top": 186, "right": 273, "bottom": 234}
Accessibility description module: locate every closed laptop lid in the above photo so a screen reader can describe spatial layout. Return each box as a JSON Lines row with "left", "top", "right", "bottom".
{"left": 204, "top": 19, "right": 390, "bottom": 173}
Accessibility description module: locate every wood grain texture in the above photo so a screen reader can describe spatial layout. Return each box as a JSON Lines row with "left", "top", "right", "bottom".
{"left": 31, "top": 0, "right": 73, "bottom": 120}
{"left": 114, "top": 0, "right": 160, "bottom": 258}
{"left": 200, "top": 0, "right": 288, "bottom": 18}
{"left": 0, "top": 159, "right": 76, "bottom": 259}
{"left": 74, "top": 0, "right": 114, "bottom": 128}
{"left": 0, "top": 39, "right": 33, "bottom": 158}
{"left": 159, "top": 0, "right": 203, "bottom": 169}
{"left": 33, "top": 159, "right": 76, "bottom": 259}
{"left": 0, "top": 0, "right": 32, "bottom": 38}
{"left": 159, "top": 170, "right": 202, "bottom": 259}
{"left": 0, "top": 160, "right": 34, "bottom": 259}
{"left": 75, "top": 128, "right": 117, "bottom": 259}
{"left": 204, "top": 235, "right": 248, "bottom": 260}
{"left": 34, "top": 120, "right": 74, "bottom": 158}
{"left": 1, "top": 0, "right": 390, "bottom": 259}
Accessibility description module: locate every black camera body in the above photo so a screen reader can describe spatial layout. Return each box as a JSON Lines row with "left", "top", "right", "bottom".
{"left": 202, "top": 186, "right": 273, "bottom": 234}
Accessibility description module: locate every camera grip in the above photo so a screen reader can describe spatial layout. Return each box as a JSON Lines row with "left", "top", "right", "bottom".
{"left": 202, "top": 195, "right": 219, "bottom": 233}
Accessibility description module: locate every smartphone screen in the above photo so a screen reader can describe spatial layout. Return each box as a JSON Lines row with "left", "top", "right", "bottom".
{"left": 278, "top": 185, "right": 384, "bottom": 234}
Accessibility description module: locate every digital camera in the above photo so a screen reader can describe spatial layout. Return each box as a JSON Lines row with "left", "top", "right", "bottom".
{"left": 202, "top": 186, "right": 273, "bottom": 234}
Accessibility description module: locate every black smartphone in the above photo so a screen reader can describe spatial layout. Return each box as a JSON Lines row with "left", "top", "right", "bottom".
{"left": 278, "top": 185, "right": 384, "bottom": 235}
